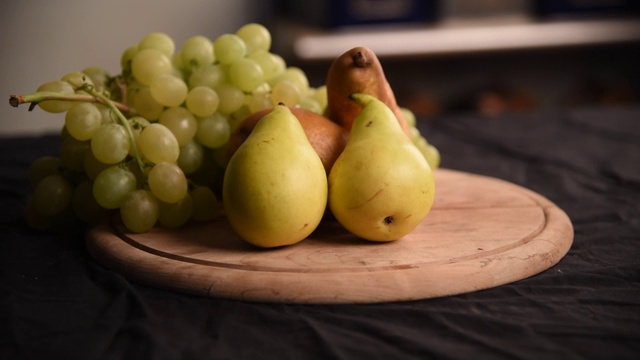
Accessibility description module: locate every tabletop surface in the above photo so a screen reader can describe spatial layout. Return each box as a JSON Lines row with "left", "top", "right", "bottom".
{"left": 2, "top": 106, "right": 639, "bottom": 359}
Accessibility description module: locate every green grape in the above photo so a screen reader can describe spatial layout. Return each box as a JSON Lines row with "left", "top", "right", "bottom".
{"left": 93, "top": 166, "right": 137, "bottom": 209}
{"left": 270, "top": 80, "right": 300, "bottom": 107}
{"left": 65, "top": 102, "right": 102, "bottom": 140}
{"left": 276, "top": 67, "right": 309, "bottom": 96}
{"left": 82, "top": 66, "right": 110, "bottom": 92}
{"left": 72, "top": 180, "right": 108, "bottom": 224}
{"left": 60, "top": 136, "right": 90, "bottom": 172}
{"left": 127, "top": 116, "right": 150, "bottom": 157}
{"left": 131, "top": 48, "right": 172, "bottom": 85}
{"left": 298, "top": 96, "right": 322, "bottom": 114}
{"left": 214, "top": 33, "right": 246, "bottom": 65}
{"left": 229, "top": 58, "right": 264, "bottom": 92}
{"left": 148, "top": 162, "right": 188, "bottom": 203}
{"left": 150, "top": 74, "right": 188, "bottom": 107}
{"left": 28, "top": 156, "right": 61, "bottom": 187}
{"left": 138, "top": 123, "right": 180, "bottom": 164}
{"left": 32, "top": 174, "right": 73, "bottom": 216}
{"left": 401, "top": 107, "right": 417, "bottom": 128}
{"left": 196, "top": 112, "right": 230, "bottom": 148}
{"left": 138, "top": 32, "right": 175, "bottom": 58}
{"left": 190, "top": 186, "right": 220, "bottom": 222}
{"left": 180, "top": 35, "right": 214, "bottom": 68}
{"left": 120, "top": 189, "right": 160, "bottom": 233}
{"left": 188, "top": 149, "right": 219, "bottom": 188}
{"left": 247, "top": 89, "right": 272, "bottom": 113}
{"left": 185, "top": 86, "right": 219, "bottom": 117}
{"left": 83, "top": 150, "right": 110, "bottom": 180}
{"left": 415, "top": 136, "right": 441, "bottom": 170}
{"left": 91, "top": 124, "right": 130, "bottom": 164}
{"left": 61, "top": 71, "right": 94, "bottom": 92}
{"left": 248, "top": 51, "right": 285, "bottom": 81}
{"left": 215, "top": 84, "right": 244, "bottom": 114}
{"left": 236, "top": 23, "right": 271, "bottom": 54}
{"left": 188, "top": 63, "right": 226, "bottom": 89}
{"left": 120, "top": 44, "right": 138, "bottom": 71}
{"left": 158, "top": 193, "right": 193, "bottom": 229}
{"left": 311, "top": 85, "right": 328, "bottom": 110}
{"left": 177, "top": 140, "right": 204, "bottom": 174}
{"left": 36, "top": 80, "right": 75, "bottom": 113}
{"left": 131, "top": 86, "right": 164, "bottom": 121}
{"left": 158, "top": 106, "right": 197, "bottom": 146}
{"left": 409, "top": 127, "right": 421, "bottom": 143}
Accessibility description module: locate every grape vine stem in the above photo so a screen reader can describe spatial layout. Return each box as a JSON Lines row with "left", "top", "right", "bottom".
{"left": 9, "top": 92, "right": 132, "bottom": 113}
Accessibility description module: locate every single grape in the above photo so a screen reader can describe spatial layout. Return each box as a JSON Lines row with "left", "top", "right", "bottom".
{"left": 138, "top": 32, "right": 175, "bottom": 58}
{"left": 32, "top": 174, "right": 73, "bottom": 216}
{"left": 65, "top": 102, "right": 102, "bottom": 140}
{"left": 120, "top": 44, "right": 138, "bottom": 71}
{"left": 61, "top": 71, "right": 94, "bottom": 92}
{"left": 148, "top": 162, "right": 188, "bottom": 203}
{"left": 298, "top": 97, "right": 322, "bottom": 114}
{"left": 158, "top": 106, "right": 197, "bottom": 146}
{"left": 188, "top": 63, "right": 226, "bottom": 89}
{"left": 72, "top": 180, "right": 109, "bottom": 224}
{"left": 36, "top": 80, "right": 75, "bottom": 113}
{"left": 120, "top": 189, "right": 160, "bottom": 233}
{"left": 215, "top": 84, "right": 244, "bottom": 114}
{"left": 190, "top": 186, "right": 220, "bottom": 222}
{"left": 82, "top": 66, "right": 110, "bottom": 92}
{"left": 93, "top": 166, "right": 137, "bottom": 209}
{"left": 236, "top": 23, "right": 271, "bottom": 54}
{"left": 401, "top": 107, "right": 417, "bottom": 128}
{"left": 196, "top": 112, "right": 230, "bottom": 148}
{"left": 131, "top": 86, "right": 164, "bottom": 121}
{"left": 214, "top": 34, "right": 246, "bottom": 65}
{"left": 28, "top": 156, "right": 61, "bottom": 187}
{"left": 158, "top": 193, "right": 193, "bottom": 229}
{"left": 138, "top": 123, "right": 180, "bottom": 164}
{"left": 177, "top": 140, "right": 204, "bottom": 174}
{"left": 83, "top": 150, "right": 110, "bottom": 180}
{"left": 248, "top": 51, "right": 286, "bottom": 81}
{"left": 91, "top": 123, "right": 130, "bottom": 164}
{"left": 180, "top": 35, "right": 214, "bottom": 69}
{"left": 150, "top": 74, "right": 188, "bottom": 107}
{"left": 311, "top": 85, "right": 328, "bottom": 110}
{"left": 60, "top": 136, "right": 90, "bottom": 172}
{"left": 185, "top": 86, "right": 219, "bottom": 117}
{"left": 270, "top": 80, "right": 301, "bottom": 107}
{"left": 247, "top": 89, "right": 272, "bottom": 113}
{"left": 276, "top": 67, "right": 309, "bottom": 96}
{"left": 229, "top": 58, "right": 264, "bottom": 92}
{"left": 131, "top": 48, "right": 172, "bottom": 85}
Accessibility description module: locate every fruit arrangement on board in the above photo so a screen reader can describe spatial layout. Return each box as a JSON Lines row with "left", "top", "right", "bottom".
{"left": 9, "top": 23, "right": 440, "bottom": 247}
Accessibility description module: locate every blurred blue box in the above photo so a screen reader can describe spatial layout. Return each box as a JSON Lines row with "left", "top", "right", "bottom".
{"left": 283, "top": 0, "right": 438, "bottom": 28}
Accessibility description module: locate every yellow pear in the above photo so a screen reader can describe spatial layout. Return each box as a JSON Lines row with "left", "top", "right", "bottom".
{"left": 328, "top": 93, "right": 435, "bottom": 241}
{"left": 222, "top": 104, "right": 328, "bottom": 248}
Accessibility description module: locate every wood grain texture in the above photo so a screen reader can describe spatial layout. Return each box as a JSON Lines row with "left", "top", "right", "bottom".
{"left": 85, "top": 169, "right": 573, "bottom": 304}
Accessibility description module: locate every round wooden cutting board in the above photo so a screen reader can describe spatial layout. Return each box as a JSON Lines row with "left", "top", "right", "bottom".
{"left": 86, "top": 169, "right": 573, "bottom": 304}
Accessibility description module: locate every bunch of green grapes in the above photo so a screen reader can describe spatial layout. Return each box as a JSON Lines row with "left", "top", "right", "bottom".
{"left": 23, "top": 23, "right": 328, "bottom": 233}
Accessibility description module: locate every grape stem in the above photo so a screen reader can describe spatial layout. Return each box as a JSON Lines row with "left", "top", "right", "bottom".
{"left": 85, "top": 89, "right": 147, "bottom": 176}
{"left": 9, "top": 91, "right": 132, "bottom": 114}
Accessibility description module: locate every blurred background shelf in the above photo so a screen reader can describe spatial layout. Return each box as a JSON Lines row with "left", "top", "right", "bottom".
{"left": 273, "top": 18, "right": 640, "bottom": 60}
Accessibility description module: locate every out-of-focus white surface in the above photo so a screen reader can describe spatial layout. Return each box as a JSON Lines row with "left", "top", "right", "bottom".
{"left": 0, "top": 0, "right": 267, "bottom": 137}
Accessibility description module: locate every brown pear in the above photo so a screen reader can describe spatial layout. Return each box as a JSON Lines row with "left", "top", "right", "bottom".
{"left": 325, "top": 46, "right": 410, "bottom": 136}
{"left": 227, "top": 107, "right": 347, "bottom": 174}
